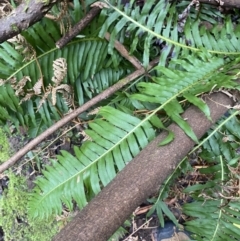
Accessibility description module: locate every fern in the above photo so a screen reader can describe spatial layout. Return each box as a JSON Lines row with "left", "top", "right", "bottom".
{"left": 178, "top": 112, "right": 240, "bottom": 240}
{"left": 28, "top": 53, "right": 238, "bottom": 219}
{"left": 0, "top": 36, "right": 127, "bottom": 135}
{"left": 0, "top": 1, "right": 239, "bottom": 239}
{"left": 100, "top": 0, "right": 240, "bottom": 68}
{"left": 28, "top": 106, "right": 156, "bottom": 219}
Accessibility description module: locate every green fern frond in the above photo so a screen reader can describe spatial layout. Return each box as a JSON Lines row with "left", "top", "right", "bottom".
{"left": 184, "top": 200, "right": 240, "bottom": 240}
{"left": 28, "top": 106, "right": 156, "bottom": 219}
{"left": 182, "top": 112, "right": 240, "bottom": 240}
{"left": 202, "top": 111, "right": 240, "bottom": 163}
{"left": 131, "top": 54, "right": 238, "bottom": 141}
{"left": 100, "top": 0, "right": 240, "bottom": 68}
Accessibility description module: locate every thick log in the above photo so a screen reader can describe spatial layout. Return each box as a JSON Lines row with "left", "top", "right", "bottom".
{"left": 53, "top": 92, "right": 234, "bottom": 241}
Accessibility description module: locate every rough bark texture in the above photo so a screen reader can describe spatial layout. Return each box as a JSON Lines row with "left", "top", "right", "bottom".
{"left": 199, "top": 0, "right": 240, "bottom": 8}
{"left": 53, "top": 92, "right": 234, "bottom": 241}
{"left": 0, "top": 0, "right": 59, "bottom": 44}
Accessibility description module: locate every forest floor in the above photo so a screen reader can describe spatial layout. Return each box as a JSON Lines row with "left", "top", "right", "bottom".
{"left": 0, "top": 122, "right": 201, "bottom": 241}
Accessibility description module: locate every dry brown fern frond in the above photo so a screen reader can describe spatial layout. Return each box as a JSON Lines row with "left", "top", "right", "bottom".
{"left": 52, "top": 84, "right": 72, "bottom": 106}
{"left": 0, "top": 79, "right": 7, "bottom": 86}
{"left": 81, "top": 130, "right": 92, "bottom": 142}
{"left": 45, "top": 0, "right": 71, "bottom": 34}
{"left": 13, "top": 76, "right": 31, "bottom": 96}
{"left": 37, "top": 86, "right": 52, "bottom": 112}
{"left": 0, "top": 0, "right": 12, "bottom": 19}
{"left": 19, "top": 93, "right": 35, "bottom": 104}
{"left": 61, "top": 90, "right": 73, "bottom": 108}
{"left": 7, "top": 35, "right": 35, "bottom": 62}
{"left": 33, "top": 78, "right": 43, "bottom": 95}
{"left": 52, "top": 58, "right": 67, "bottom": 86}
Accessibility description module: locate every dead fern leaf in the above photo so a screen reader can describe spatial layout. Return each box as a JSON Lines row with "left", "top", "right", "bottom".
{"left": 52, "top": 58, "right": 67, "bottom": 86}
{"left": 51, "top": 87, "right": 58, "bottom": 106}
{"left": 0, "top": 1, "right": 12, "bottom": 19}
{"left": 9, "top": 77, "right": 17, "bottom": 85}
{"left": 37, "top": 87, "right": 52, "bottom": 112}
{"left": 7, "top": 35, "right": 35, "bottom": 61}
{"left": 52, "top": 84, "right": 72, "bottom": 106}
{"left": 14, "top": 76, "right": 31, "bottom": 96}
{"left": 19, "top": 93, "right": 35, "bottom": 104}
{"left": 55, "top": 84, "right": 72, "bottom": 93}
{"left": 62, "top": 92, "right": 73, "bottom": 107}
{"left": 33, "top": 78, "right": 43, "bottom": 95}
{"left": 14, "top": 76, "right": 31, "bottom": 89}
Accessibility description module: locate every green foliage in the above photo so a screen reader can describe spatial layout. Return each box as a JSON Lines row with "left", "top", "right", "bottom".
{"left": 0, "top": 173, "right": 59, "bottom": 241}
{"left": 99, "top": 0, "right": 240, "bottom": 68}
{"left": 27, "top": 52, "right": 238, "bottom": 219}
{"left": 181, "top": 112, "right": 240, "bottom": 240}
{"left": 0, "top": 0, "right": 240, "bottom": 239}
{"left": 0, "top": 7, "right": 128, "bottom": 135}
{"left": 28, "top": 106, "right": 156, "bottom": 218}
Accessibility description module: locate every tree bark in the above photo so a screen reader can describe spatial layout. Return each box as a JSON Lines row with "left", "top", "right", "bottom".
{"left": 0, "top": 0, "right": 59, "bottom": 44}
{"left": 53, "top": 92, "right": 234, "bottom": 241}
{"left": 199, "top": 0, "right": 240, "bottom": 8}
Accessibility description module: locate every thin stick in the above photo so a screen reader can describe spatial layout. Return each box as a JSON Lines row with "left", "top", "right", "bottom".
{"left": 123, "top": 217, "right": 153, "bottom": 241}
{"left": 104, "top": 32, "right": 142, "bottom": 70}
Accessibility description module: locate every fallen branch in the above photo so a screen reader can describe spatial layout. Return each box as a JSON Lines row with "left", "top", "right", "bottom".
{"left": 0, "top": 0, "right": 59, "bottom": 44}
{"left": 199, "top": 0, "right": 240, "bottom": 8}
{"left": 53, "top": 92, "right": 233, "bottom": 241}
{"left": 0, "top": 58, "right": 159, "bottom": 174}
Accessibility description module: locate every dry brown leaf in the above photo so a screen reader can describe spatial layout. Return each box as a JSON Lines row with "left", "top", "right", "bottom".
{"left": 33, "top": 78, "right": 43, "bottom": 95}
{"left": 52, "top": 58, "right": 67, "bottom": 86}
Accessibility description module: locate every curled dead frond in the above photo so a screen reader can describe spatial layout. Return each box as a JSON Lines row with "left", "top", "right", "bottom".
{"left": 81, "top": 130, "right": 92, "bottom": 142}
{"left": 7, "top": 35, "right": 35, "bottom": 61}
{"left": 52, "top": 58, "right": 67, "bottom": 86}
{"left": 33, "top": 78, "right": 43, "bottom": 95}
{"left": 9, "top": 77, "right": 17, "bottom": 85}
{"left": 52, "top": 84, "right": 72, "bottom": 106}
{"left": 46, "top": 0, "right": 71, "bottom": 34}
{"left": 62, "top": 91, "right": 73, "bottom": 107}
{"left": 13, "top": 76, "right": 31, "bottom": 96}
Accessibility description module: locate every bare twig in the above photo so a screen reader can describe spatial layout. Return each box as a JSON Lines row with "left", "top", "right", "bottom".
{"left": 0, "top": 58, "right": 159, "bottom": 174}
{"left": 123, "top": 217, "right": 153, "bottom": 241}
{"left": 104, "top": 32, "right": 142, "bottom": 69}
